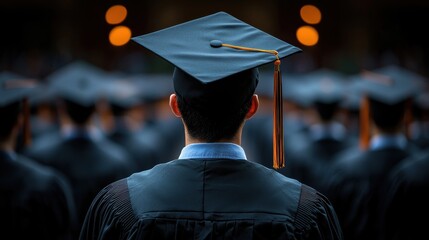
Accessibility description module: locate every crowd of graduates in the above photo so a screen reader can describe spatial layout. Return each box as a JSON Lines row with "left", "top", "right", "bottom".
{"left": 1, "top": 59, "right": 429, "bottom": 239}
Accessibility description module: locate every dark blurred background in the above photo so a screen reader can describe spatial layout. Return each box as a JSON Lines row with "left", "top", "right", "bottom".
{"left": 1, "top": 0, "right": 429, "bottom": 78}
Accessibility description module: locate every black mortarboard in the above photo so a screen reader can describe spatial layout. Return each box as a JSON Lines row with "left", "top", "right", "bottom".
{"left": 359, "top": 66, "right": 421, "bottom": 105}
{"left": 301, "top": 69, "right": 346, "bottom": 122}
{"left": 132, "top": 11, "right": 301, "bottom": 169}
{"left": 128, "top": 74, "right": 175, "bottom": 103}
{"left": 47, "top": 61, "right": 106, "bottom": 107}
{"left": 104, "top": 75, "right": 142, "bottom": 109}
{"left": 303, "top": 69, "right": 346, "bottom": 104}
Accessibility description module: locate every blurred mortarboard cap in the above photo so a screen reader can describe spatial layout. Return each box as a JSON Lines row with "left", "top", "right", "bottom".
{"left": 28, "top": 82, "right": 57, "bottom": 106}
{"left": 0, "top": 71, "right": 38, "bottom": 107}
{"left": 46, "top": 60, "right": 106, "bottom": 83}
{"left": 128, "top": 74, "right": 174, "bottom": 103}
{"left": 132, "top": 11, "right": 301, "bottom": 112}
{"left": 132, "top": 11, "right": 301, "bottom": 169}
{"left": 303, "top": 69, "right": 346, "bottom": 104}
{"left": 47, "top": 61, "right": 107, "bottom": 107}
{"left": 104, "top": 74, "right": 142, "bottom": 109}
{"left": 359, "top": 65, "right": 422, "bottom": 105}
{"left": 280, "top": 74, "right": 315, "bottom": 108}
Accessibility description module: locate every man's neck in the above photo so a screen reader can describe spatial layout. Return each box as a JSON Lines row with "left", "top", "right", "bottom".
{"left": 184, "top": 130, "right": 241, "bottom": 146}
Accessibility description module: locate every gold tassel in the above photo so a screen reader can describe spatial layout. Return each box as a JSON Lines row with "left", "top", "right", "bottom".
{"left": 213, "top": 41, "right": 285, "bottom": 169}
{"left": 359, "top": 95, "right": 370, "bottom": 150}
{"left": 273, "top": 60, "right": 285, "bottom": 169}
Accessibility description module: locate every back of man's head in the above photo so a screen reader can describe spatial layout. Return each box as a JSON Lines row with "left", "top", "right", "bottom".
{"left": 63, "top": 99, "right": 95, "bottom": 126}
{"left": 370, "top": 98, "right": 406, "bottom": 133}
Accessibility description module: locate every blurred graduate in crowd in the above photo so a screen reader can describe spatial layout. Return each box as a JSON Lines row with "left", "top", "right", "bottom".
{"left": 325, "top": 65, "right": 423, "bottom": 240}
{"left": 102, "top": 75, "right": 161, "bottom": 171}
{"left": 23, "top": 61, "right": 135, "bottom": 238}
{"left": 280, "top": 69, "right": 356, "bottom": 195}
{"left": 131, "top": 73, "right": 185, "bottom": 164}
{"left": 0, "top": 72, "right": 76, "bottom": 239}
{"left": 379, "top": 69, "right": 429, "bottom": 240}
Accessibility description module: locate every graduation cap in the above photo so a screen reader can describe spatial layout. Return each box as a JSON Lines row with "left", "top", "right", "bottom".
{"left": 132, "top": 11, "right": 301, "bottom": 169}
{"left": 0, "top": 72, "right": 38, "bottom": 146}
{"left": 356, "top": 67, "right": 421, "bottom": 149}
{"left": 303, "top": 69, "right": 346, "bottom": 104}
{"left": 47, "top": 61, "right": 107, "bottom": 107}
{"left": 128, "top": 74, "right": 175, "bottom": 103}
{"left": 103, "top": 75, "right": 142, "bottom": 111}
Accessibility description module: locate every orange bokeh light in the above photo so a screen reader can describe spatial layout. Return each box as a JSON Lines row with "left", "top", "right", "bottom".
{"left": 109, "top": 26, "right": 132, "bottom": 46}
{"left": 296, "top": 26, "right": 319, "bottom": 46}
{"left": 300, "top": 5, "right": 322, "bottom": 25}
{"left": 105, "top": 5, "right": 127, "bottom": 25}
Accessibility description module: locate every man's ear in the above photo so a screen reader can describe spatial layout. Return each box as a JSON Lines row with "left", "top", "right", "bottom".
{"left": 169, "top": 93, "right": 182, "bottom": 117}
{"left": 245, "top": 94, "right": 259, "bottom": 120}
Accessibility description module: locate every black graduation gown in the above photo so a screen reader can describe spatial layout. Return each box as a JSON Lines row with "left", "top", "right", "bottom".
{"left": 24, "top": 132, "right": 135, "bottom": 237}
{"left": 325, "top": 146, "right": 417, "bottom": 240}
{"left": 381, "top": 151, "right": 429, "bottom": 240}
{"left": 80, "top": 159, "right": 343, "bottom": 240}
{"left": 0, "top": 151, "right": 76, "bottom": 239}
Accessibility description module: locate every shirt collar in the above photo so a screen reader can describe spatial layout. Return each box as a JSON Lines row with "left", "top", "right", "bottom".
{"left": 179, "top": 143, "right": 247, "bottom": 160}
{"left": 370, "top": 134, "right": 407, "bottom": 150}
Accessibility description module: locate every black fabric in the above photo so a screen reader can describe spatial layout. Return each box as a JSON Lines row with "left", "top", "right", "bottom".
{"left": 80, "top": 159, "right": 343, "bottom": 239}
{"left": 381, "top": 151, "right": 429, "bottom": 240}
{"left": 325, "top": 146, "right": 418, "bottom": 240}
{"left": 0, "top": 152, "right": 76, "bottom": 239}
{"left": 24, "top": 132, "right": 135, "bottom": 238}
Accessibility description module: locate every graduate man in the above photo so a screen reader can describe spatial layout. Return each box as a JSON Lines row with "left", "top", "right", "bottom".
{"left": 80, "top": 12, "right": 343, "bottom": 240}
{"left": 325, "top": 66, "right": 421, "bottom": 240}
{"left": 0, "top": 72, "right": 76, "bottom": 239}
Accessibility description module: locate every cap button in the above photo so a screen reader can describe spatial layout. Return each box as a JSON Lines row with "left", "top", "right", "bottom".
{"left": 210, "top": 40, "right": 223, "bottom": 48}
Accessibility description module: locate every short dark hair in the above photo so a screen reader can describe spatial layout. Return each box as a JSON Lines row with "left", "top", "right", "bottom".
{"left": 370, "top": 98, "right": 406, "bottom": 132}
{"left": 63, "top": 100, "right": 95, "bottom": 125}
{"left": 0, "top": 101, "right": 22, "bottom": 141}
{"left": 314, "top": 101, "right": 339, "bottom": 122}
{"left": 177, "top": 95, "right": 252, "bottom": 142}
